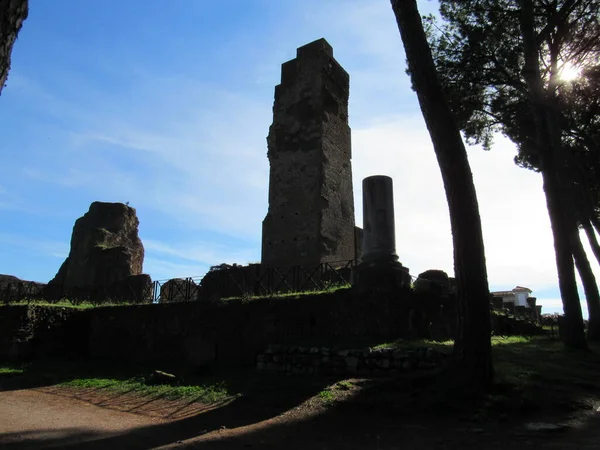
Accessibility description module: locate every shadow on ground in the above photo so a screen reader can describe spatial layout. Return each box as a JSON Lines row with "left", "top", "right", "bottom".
{"left": 1, "top": 337, "right": 600, "bottom": 449}
{"left": 2, "top": 368, "right": 600, "bottom": 450}
{"left": 0, "top": 362, "right": 349, "bottom": 449}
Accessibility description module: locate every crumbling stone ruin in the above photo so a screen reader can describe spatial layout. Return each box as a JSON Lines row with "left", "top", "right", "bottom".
{"left": 0, "top": 274, "right": 46, "bottom": 303}
{"left": 159, "top": 278, "right": 200, "bottom": 303}
{"left": 0, "top": 274, "right": 21, "bottom": 284}
{"left": 414, "top": 269, "right": 450, "bottom": 298}
{"left": 261, "top": 38, "right": 360, "bottom": 268}
{"left": 48, "top": 201, "right": 149, "bottom": 301}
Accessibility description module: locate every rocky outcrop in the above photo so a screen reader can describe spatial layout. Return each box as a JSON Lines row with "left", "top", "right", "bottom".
{"left": 0, "top": 0, "right": 28, "bottom": 96}
{"left": 49, "top": 202, "right": 146, "bottom": 296}
{"left": 0, "top": 274, "right": 46, "bottom": 303}
{"left": 0, "top": 274, "right": 20, "bottom": 284}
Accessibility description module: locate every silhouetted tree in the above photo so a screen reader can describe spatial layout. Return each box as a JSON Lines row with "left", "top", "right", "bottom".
{"left": 424, "top": 0, "right": 600, "bottom": 347}
{"left": 390, "top": 0, "right": 493, "bottom": 387}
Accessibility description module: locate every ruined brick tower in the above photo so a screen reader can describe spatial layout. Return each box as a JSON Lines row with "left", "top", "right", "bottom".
{"left": 261, "top": 38, "right": 356, "bottom": 268}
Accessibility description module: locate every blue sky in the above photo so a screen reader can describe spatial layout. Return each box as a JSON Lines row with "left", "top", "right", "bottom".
{"left": 1, "top": 0, "right": 597, "bottom": 317}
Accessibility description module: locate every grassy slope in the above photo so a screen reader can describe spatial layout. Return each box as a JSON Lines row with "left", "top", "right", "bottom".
{"left": 0, "top": 359, "right": 236, "bottom": 404}
{"left": 1, "top": 336, "right": 598, "bottom": 415}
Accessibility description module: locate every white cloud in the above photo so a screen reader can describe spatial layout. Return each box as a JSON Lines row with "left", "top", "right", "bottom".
{"left": 20, "top": 74, "right": 271, "bottom": 239}
{"left": 0, "top": 232, "right": 68, "bottom": 259}
{"left": 144, "top": 239, "right": 257, "bottom": 267}
{"left": 142, "top": 258, "right": 209, "bottom": 282}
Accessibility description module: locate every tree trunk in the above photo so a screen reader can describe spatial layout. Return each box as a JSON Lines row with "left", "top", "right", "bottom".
{"left": 519, "top": 0, "right": 587, "bottom": 349}
{"left": 0, "top": 0, "right": 28, "bottom": 96}
{"left": 582, "top": 220, "right": 600, "bottom": 267}
{"left": 572, "top": 223, "right": 600, "bottom": 341}
{"left": 592, "top": 216, "right": 600, "bottom": 243}
{"left": 390, "top": 0, "right": 493, "bottom": 387}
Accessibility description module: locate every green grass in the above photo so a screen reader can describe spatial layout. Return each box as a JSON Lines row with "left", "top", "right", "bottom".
{"left": 0, "top": 365, "right": 24, "bottom": 375}
{"left": 4, "top": 283, "right": 353, "bottom": 309}
{"left": 221, "top": 283, "right": 351, "bottom": 302}
{"left": 373, "top": 339, "right": 454, "bottom": 352}
{"left": 59, "top": 377, "right": 232, "bottom": 403}
{"left": 335, "top": 380, "right": 354, "bottom": 391}
{"left": 331, "top": 336, "right": 600, "bottom": 420}
{"left": 491, "top": 336, "right": 600, "bottom": 388}
{"left": 318, "top": 389, "right": 336, "bottom": 403}
{"left": 0, "top": 360, "right": 237, "bottom": 404}
{"left": 2, "top": 299, "right": 146, "bottom": 309}
{"left": 369, "top": 335, "right": 600, "bottom": 398}
{"left": 7, "top": 300, "right": 98, "bottom": 309}
{"left": 2, "top": 336, "right": 599, "bottom": 422}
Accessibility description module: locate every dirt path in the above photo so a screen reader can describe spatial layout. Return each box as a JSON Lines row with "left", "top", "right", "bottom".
{"left": 1, "top": 384, "right": 599, "bottom": 450}
{"left": 0, "top": 388, "right": 169, "bottom": 448}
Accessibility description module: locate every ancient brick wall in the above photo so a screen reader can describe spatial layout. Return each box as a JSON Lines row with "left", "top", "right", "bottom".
{"left": 87, "top": 289, "right": 408, "bottom": 367}
{"left": 256, "top": 345, "right": 447, "bottom": 376}
{"left": 262, "top": 38, "right": 356, "bottom": 268}
{"left": 0, "top": 294, "right": 544, "bottom": 366}
{"left": 0, "top": 305, "right": 90, "bottom": 360}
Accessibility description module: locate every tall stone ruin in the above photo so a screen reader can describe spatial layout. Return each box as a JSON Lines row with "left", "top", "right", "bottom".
{"left": 261, "top": 38, "right": 358, "bottom": 268}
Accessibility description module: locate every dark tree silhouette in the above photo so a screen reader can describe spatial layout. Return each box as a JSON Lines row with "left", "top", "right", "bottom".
{"left": 390, "top": 0, "right": 493, "bottom": 387}
{"left": 424, "top": 0, "right": 600, "bottom": 347}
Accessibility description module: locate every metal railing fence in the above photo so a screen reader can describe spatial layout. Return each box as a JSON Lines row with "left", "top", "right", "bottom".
{"left": 0, "top": 259, "right": 357, "bottom": 306}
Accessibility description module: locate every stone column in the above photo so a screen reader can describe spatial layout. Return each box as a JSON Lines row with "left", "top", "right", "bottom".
{"left": 362, "top": 176, "right": 398, "bottom": 263}
{"left": 353, "top": 175, "right": 411, "bottom": 292}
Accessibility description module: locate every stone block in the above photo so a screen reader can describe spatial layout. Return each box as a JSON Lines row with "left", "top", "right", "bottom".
{"left": 345, "top": 356, "right": 359, "bottom": 367}
{"left": 378, "top": 358, "right": 391, "bottom": 369}
{"left": 392, "top": 350, "right": 404, "bottom": 360}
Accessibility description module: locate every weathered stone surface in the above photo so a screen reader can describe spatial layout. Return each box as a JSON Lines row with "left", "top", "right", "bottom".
{"left": 0, "top": 0, "right": 28, "bottom": 96}
{"left": 0, "top": 274, "right": 20, "bottom": 284}
{"left": 361, "top": 175, "right": 398, "bottom": 263}
{"left": 0, "top": 305, "right": 89, "bottom": 360}
{"left": 199, "top": 263, "right": 263, "bottom": 300}
{"left": 199, "top": 261, "right": 354, "bottom": 300}
{"left": 103, "top": 274, "right": 153, "bottom": 304}
{"left": 261, "top": 38, "right": 357, "bottom": 268}
{"left": 0, "top": 275, "right": 46, "bottom": 302}
{"left": 353, "top": 176, "right": 410, "bottom": 293}
{"left": 345, "top": 356, "right": 359, "bottom": 367}
{"left": 159, "top": 278, "right": 198, "bottom": 303}
{"left": 254, "top": 344, "right": 447, "bottom": 376}
{"left": 414, "top": 270, "right": 450, "bottom": 298}
{"left": 48, "top": 202, "right": 146, "bottom": 298}
{"left": 354, "top": 227, "right": 364, "bottom": 261}
{"left": 2, "top": 291, "right": 541, "bottom": 365}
